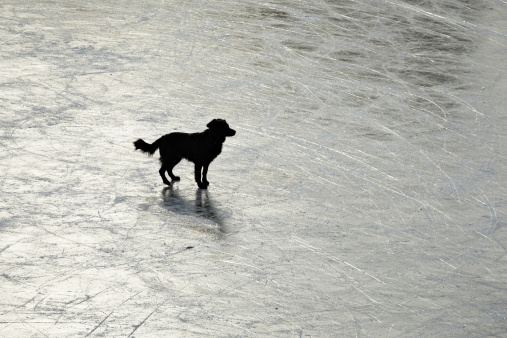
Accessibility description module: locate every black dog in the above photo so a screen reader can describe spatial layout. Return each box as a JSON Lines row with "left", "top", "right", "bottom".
{"left": 134, "top": 119, "right": 236, "bottom": 189}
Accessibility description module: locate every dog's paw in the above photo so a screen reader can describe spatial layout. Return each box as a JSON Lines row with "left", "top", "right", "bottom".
{"left": 203, "top": 180, "right": 209, "bottom": 187}
{"left": 172, "top": 176, "right": 181, "bottom": 181}
{"left": 197, "top": 183, "right": 208, "bottom": 189}
{"left": 163, "top": 180, "right": 171, "bottom": 186}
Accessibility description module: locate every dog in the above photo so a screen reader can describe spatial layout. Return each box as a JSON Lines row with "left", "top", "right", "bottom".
{"left": 134, "top": 119, "right": 236, "bottom": 189}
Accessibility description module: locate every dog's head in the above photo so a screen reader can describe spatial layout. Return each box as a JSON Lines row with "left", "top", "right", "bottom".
{"left": 207, "top": 119, "right": 236, "bottom": 137}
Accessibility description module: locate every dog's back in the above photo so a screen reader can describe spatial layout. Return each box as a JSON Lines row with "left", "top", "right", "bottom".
{"left": 159, "top": 132, "right": 198, "bottom": 159}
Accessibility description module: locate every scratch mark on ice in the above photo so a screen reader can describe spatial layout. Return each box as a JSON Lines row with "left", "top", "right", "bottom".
{"left": 127, "top": 297, "right": 171, "bottom": 337}
{"left": 85, "top": 310, "right": 114, "bottom": 337}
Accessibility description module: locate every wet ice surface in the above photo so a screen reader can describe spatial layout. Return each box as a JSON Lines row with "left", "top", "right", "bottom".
{"left": 1, "top": 0, "right": 507, "bottom": 336}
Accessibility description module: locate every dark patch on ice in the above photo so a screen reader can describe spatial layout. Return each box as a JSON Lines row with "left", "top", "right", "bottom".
{"left": 259, "top": 7, "right": 290, "bottom": 20}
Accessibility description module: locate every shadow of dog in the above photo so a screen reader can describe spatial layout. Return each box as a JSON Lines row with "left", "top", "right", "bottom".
{"left": 161, "top": 186, "right": 230, "bottom": 237}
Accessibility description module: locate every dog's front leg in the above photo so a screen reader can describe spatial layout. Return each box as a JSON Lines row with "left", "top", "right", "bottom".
{"left": 194, "top": 163, "right": 207, "bottom": 189}
{"left": 202, "top": 163, "right": 210, "bottom": 187}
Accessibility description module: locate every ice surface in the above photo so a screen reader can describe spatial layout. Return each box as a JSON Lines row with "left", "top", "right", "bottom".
{"left": 1, "top": 0, "right": 506, "bottom": 336}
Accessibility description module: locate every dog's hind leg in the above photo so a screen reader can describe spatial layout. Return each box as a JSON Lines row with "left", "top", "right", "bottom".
{"left": 159, "top": 164, "right": 171, "bottom": 185}
{"left": 166, "top": 157, "right": 182, "bottom": 181}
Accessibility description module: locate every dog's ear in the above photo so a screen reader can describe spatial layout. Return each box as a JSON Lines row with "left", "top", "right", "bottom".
{"left": 207, "top": 119, "right": 224, "bottom": 129}
{"left": 207, "top": 119, "right": 217, "bottom": 129}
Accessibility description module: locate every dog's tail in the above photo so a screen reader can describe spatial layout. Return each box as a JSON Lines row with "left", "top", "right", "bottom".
{"left": 133, "top": 137, "right": 162, "bottom": 156}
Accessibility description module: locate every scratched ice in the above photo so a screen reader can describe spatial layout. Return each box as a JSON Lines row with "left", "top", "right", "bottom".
{"left": 1, "top": 0, "right": 506, "bottom": 336}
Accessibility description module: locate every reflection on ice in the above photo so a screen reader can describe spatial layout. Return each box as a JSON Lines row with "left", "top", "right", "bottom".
{"left": 161, "top": 187, "right": 229, "bottom": 237}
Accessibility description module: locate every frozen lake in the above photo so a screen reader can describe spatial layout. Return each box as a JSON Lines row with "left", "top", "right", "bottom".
{"left": 1, "top": 0, "right": 506, "bottom": 336}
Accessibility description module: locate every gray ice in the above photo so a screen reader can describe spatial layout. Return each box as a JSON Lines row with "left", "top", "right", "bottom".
{"left": 1, "top": 0, "right": 506, "bottom": 336}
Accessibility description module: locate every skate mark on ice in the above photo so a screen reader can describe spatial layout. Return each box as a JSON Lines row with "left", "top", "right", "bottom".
{"left": 127, "top": 297, "right": 171, "bottom": 338}
{"left": 85, "top": 291, "right": 143, "bottom": 337}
